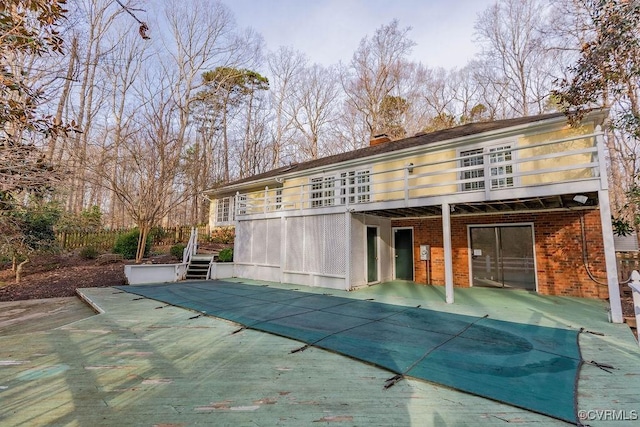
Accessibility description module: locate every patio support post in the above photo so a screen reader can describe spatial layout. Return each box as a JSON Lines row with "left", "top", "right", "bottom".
{"left": 595, "top": 129, "right": 623, "bottom": 323}
{"left": 599, "top": 189, "right": 623, "bottom": 323}
{"left": 345, "top": 211, "right": 352, "bottom": 291}
{"left": 442, "top": 202, "right": 454, "bottom": 304}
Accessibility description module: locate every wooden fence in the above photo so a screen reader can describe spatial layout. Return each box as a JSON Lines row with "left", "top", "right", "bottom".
{"left": 56, "top": 225, "right": 208, "bottom": 251}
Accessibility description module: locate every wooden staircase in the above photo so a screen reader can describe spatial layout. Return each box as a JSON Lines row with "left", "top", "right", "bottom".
{"left": 185, "top": 254, "right": 214, "bottom": 280}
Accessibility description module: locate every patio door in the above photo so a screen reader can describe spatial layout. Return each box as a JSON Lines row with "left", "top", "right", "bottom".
{"left": 367, "top": 227, "right": 378, "bottom": 283}
{"left": 469, "top": 225, "right": 536, "bottom": 290}
{"left": 394, "top": 228, "right": 414, "bottom": 280}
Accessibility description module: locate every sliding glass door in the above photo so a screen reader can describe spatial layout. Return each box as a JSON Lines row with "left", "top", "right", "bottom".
{"left": 470, "top": 225, "right": 536, "bottom": 290}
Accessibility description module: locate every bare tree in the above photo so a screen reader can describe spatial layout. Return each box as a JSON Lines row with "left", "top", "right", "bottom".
{"left": 63, "top": 0, "right": 124, "bottom": 214}
{"left": 290, "top": 64, "right": 341, "bottom": 160}
{"left": 474, "top": 0, "right": 555, "bottom": 116}
{"left": 266, "top": 47, "right": 307, "bottom": 167}
{"left": 91, "top": 70, "right": 188, "bottom": 262}
{"left": 101, "top": 29, "right": 147, "bottom": 228}
{"left": 342, "top": 20, "right": 416, "bottom": 142}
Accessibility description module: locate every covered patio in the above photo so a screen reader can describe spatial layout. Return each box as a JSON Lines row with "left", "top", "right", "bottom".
{"left": 0, "top": 280, "right": 638, "bottom": 426}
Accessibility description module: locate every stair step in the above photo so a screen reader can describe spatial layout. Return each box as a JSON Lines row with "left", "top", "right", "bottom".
{"left": 182, "top": 254, "right": 214, "bottom": 281}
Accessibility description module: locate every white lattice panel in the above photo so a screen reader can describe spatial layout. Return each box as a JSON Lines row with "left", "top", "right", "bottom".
{"left": 286, "top": 217, "right": 304, "bottom": 272}
{"left": 266, "top": 218, "right": 281, "bottom": 266}
{"left": 323, "top": 214, "right": 346, "bottom": 275}
{"left": 252, "top": 220, "right": 268, "bottom": 264}
{"left": 235, "top": 221, "right": 252, "bottom": 263}
{"left": 304, "top": 216, "right": 323, "bottom": 273}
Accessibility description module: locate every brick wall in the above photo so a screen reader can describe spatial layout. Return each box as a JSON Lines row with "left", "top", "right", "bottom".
{"left": 392, "top": 209, "right": 609, "bottom": 299}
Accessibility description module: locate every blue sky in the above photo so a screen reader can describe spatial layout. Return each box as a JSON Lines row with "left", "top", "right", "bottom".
{"left": 224, "top": 0, "right": 496, "bottom": 69}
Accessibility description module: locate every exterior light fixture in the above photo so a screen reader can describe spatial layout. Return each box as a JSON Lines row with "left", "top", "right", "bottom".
{"left": 407, "top": 163, "right": 414, "bottom": 174}
{"left": 573, "top": 194, "right": 588, "bottom": 204}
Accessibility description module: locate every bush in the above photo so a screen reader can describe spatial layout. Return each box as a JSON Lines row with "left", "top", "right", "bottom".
{"left": 170, "top": 244, "right": 186, "bottom": 261}
{"left": 113, "top": 229, "right": 151, "bottom": 260}
{"left": 218, "top": 248, "right": 233, "bottom": 262}
{"left": 210, "top": 227, "right": 235, "bottom": 244}
{"left": 149, "top": 226, "right": 169, "bottom": 244}
{"left": 79, "top": 246, "right": 99, "bottom": 259}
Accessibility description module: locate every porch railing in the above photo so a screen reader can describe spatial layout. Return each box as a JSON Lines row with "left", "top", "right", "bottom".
{"left": 232, "top": 131, "right": 603, "bottom": 218}
{"left": 182, "top": 227, "right": 198, "bottom": 267}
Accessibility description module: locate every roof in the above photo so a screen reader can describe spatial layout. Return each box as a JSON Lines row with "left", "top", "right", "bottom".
{"left": 210, "top": 112, "right": 570, "bottom": 193}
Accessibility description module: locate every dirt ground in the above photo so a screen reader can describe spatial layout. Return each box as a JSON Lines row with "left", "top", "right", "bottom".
{"left": 0, "top": 251, "right": 175, "bottom": 302}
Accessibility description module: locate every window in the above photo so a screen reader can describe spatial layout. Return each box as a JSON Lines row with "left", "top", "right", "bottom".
{"left": 341, "top": 170, "right": 371, "bottom": 204}
{"left": 460, "top": 148, "right": 485, "bottom": 191}
{"left": 460, "top": 145, "right": 514, "bottom": 191}
{"left": 237, "top": 194, "right": 247, "bottom": 215}
{"left": 310, "top": 177, "right": 335, "bottom": 207}
{"left": 216, "top": 197, "right": 231, "bottom": 222}
{"left": 488, "top": 145, "right": 514, "bottom": 189}
{"left": 275, "top": 189, "right": 282, "bottom": 210}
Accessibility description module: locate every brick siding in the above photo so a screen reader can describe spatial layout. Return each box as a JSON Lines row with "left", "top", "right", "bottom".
{"left": 392, "top": 209, "right": 608, "bottom": 299}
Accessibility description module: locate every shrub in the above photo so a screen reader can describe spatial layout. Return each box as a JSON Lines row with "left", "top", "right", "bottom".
{"left": 79, "top": 246, "right": 99, "bottom": 259}
{"left": 218, "top": 248, "right": 233, "bottom": 262}
{"left": 210, "top": 227, "right": 235, "bottom": 244}
{"left": 170, "top": 244, "right": 186, "bottom": 261}
{"left": 149, "top": 226, "right": 169, "bottom": 244}
{"left": 113, "top": 229, "right": 151, "bottom": 260}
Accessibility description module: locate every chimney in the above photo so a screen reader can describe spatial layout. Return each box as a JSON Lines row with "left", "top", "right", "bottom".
{"left": 370, "top": 133, "right": 392, "bottom": 146}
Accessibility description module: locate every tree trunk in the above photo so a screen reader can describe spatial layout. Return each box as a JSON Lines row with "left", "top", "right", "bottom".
{"left": 15, "top": 258, "right": 30, "bottom": 284}
{"left": 48, "top": 36, "right": 77, "bottom": 161}
{"left": 135, "top": 224, "right": 150, "bottom": 264}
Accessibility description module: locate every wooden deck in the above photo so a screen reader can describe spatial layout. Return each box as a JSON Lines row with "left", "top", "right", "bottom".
{"left": 0, "top": 282, "right": 638, "bottom": 426}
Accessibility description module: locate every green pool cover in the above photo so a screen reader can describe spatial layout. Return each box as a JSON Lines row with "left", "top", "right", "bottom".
{"left": 117, "top": 281, "right": 581, "bottom": 423}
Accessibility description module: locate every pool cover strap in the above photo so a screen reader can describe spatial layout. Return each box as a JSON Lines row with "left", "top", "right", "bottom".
{"left": 117, "top": 281, "right": 582, "bottom": 423}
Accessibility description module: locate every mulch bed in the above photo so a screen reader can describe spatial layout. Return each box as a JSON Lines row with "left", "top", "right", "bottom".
{"left": 0, "top": 252, "right": 176, "bottom": 302}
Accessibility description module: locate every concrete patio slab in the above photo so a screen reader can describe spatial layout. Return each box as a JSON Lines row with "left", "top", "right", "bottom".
{"left": 0, "top": 281, "right": 638, "bottom": 426}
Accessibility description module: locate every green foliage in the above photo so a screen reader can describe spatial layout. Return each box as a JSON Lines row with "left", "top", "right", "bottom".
{"left": 149, "top": 226, "right": 170, "bottom": 245}
{"left": 218, "top": 248, "right": 233, "bottom": 262}
{"left": 79, "top": 246, "right": 99, "bottom": 259}
{"left": 378, "top": 95, "right": 409, "bottom": 139}
{"left": 170, "top": 244, "right": 186, "bottom": 261}
{"left": 113, "top": 229, "right": 151, "bottom": 260}
{"left": 80, "top": 205, "right": 102, "bottom": 228}
{"left": 210, "top": 226, "right": 235, "bottom": 244}
{"left": 57, "top": 205, "right": 102, "bottom": 233}
{"left": 1, "top": 202, "right": 61, "bottom": 259}
{"left": 611, "top": 216, "right": 634, "bottom": 236}
{"left": 20, "top": 204, "right": 61, "bottom": 250}
{"left": 552, "top": 0, "right": 640, "bottom": 133}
